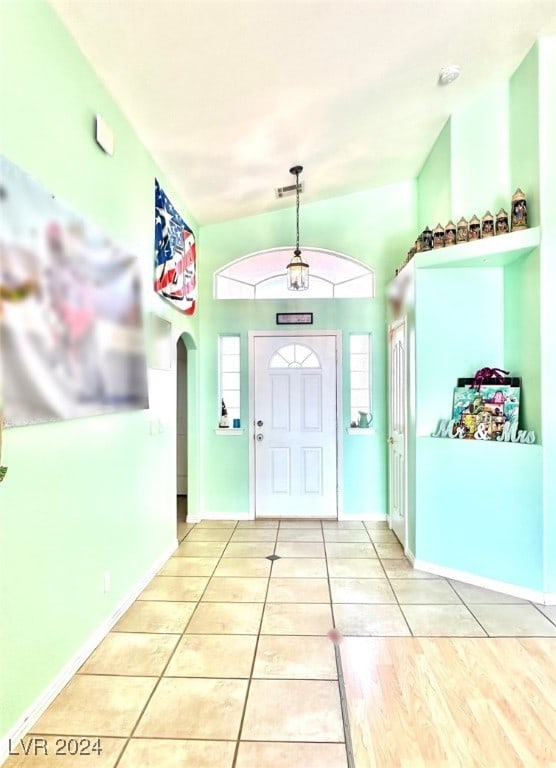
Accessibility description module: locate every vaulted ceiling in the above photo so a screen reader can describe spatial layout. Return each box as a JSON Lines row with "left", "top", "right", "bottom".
{"left": 50, "top": 0, "right": 556, "bottom": 225}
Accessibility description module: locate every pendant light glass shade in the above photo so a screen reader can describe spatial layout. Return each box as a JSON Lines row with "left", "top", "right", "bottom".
{"left": 286, "top": 165, "right": 309, "bottom": 291}
{"left": 286, "top": 249, "right": 309, "bottom": 291}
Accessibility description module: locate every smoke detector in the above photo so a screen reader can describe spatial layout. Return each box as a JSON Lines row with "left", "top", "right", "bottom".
{"left": 438, "top": 64, "right": 461, "bottom": 86}
{"left": 275, "top": 180, "right": 304, "bottom": 199}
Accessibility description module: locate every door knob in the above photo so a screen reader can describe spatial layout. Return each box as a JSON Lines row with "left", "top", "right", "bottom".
{"left": 256, "top": 433, "right": 264, "bottom": 442}
{"left": 256, "top": 419, "right": 264, "bottom": 427}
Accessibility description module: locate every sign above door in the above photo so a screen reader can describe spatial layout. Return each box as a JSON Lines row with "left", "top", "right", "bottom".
{"left": 276, "top": 312, "right": 313, "bottom": 325}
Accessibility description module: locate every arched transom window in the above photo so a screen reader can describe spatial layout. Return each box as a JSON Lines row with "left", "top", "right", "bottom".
{"left": 269, "top": 344, "right": 321, "bottom": 369}
{"left": 214, "top": 247, "right": 375, "bottom": 299}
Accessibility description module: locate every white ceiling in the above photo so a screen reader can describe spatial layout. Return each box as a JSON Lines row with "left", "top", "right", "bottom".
{"left": 50, "top": 0, "right": 556, "bottom": 226}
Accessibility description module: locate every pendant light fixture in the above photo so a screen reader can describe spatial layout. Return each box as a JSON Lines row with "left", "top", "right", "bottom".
{"left": 286, "top": 165, "right": 309, "bottom": 291}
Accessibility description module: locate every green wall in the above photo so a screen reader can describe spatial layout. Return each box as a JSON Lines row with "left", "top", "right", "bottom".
{"left": 538, "top": 38, "right": 556, "bottom": 592}
{"left": 417, "top": 119, "right": 451, "bottom": 232}
{"left": 0, "top": 0, "right": 198, "bottom": 740}
{"left": 198, "top": 181, "right": 417, "bottom": 519}
{"left": 450, "top": 84, "right": 510, "bottom": 219}
{"left": 0, "top": 1, "right": 554, "bottom": 750}
{"left": 407, "top": 42, "right": 548, "bottom": 589}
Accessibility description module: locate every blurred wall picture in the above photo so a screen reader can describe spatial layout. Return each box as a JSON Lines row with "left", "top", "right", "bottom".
{"left": 154, "top": 179, "right": 196, "bottom": 315}
{"left": 0, "top": 155, "right": 149, "bottom": 428}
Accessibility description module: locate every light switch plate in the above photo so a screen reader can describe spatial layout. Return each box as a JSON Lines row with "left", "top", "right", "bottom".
{"left": 95, "top": 114, "right": 114, "bottom": 156}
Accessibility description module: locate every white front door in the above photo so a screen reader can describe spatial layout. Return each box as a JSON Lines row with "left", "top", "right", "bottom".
{"left": 252, "top": 334, "right": 338, "bottom": 518}
{"left": 388, "top": 318, "right": 407, "bottom": 546}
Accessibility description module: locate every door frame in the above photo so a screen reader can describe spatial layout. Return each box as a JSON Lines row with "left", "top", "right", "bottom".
{"left": 248, "top": 330, "right": 343, "bottom": 521}
{"left": 387, "top": 316, "right": 409, "bottom": 549}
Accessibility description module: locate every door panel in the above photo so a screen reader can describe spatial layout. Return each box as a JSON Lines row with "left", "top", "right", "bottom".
{"left": 302, "top": 374, "right": 322, "bottom": 430}
{"left": 271, "top": 448, "right": 290, "bottom": 494}
{"left": 388, "top": 320, "right": 407, "bottom": 546}
{"left": 253, "top": 335, "right": 337, "bottom": 518}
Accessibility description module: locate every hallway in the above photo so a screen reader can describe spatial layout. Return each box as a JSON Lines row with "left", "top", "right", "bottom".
{"left": 6, "top": 519, "right": 556, "bottom": 767}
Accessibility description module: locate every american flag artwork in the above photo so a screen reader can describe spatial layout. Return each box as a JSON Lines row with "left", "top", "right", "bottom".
{"left": 154, "top": 179, "right": 196, "bottom": 315}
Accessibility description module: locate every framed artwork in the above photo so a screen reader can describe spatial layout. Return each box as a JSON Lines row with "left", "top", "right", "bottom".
{"left": 0, "top": 154, "right": 149, "bottom": 428}
{"left": 452, "top": 384, "right": 520, "bottom": 441}
{"left": 154, "top": 179, "right": 196, "bottom": 315}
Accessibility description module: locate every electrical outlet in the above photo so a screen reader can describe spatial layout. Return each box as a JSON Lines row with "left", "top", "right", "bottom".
{"left": 103, "top": 571, "right": 111, "bottom": 593}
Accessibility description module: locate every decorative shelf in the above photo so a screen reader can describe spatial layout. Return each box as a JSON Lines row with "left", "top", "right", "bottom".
{"left": 413, "top": 227, "right": 540, "bottom": 270}
{"left": 214, "top": 428, "right": 245, "bottom": 435}
{"left": 346, "top": 427, "right": 376, "bottom": 435}
{"left": 418, "top": 435, "right": 540, "bottom": 448}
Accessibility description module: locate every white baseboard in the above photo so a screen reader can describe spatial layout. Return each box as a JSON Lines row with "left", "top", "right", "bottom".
{"left": 0, "top": 539, "right": 177, "bottom": 763}
{"left": 189, "top": 513, "right": 388, "bottom": 523}
{"left": 405, "top": 548, "right": 415, "bottom": 564}
{"left": 187, "top": 512, "right": 249, "bottom": 522}
{"left": 413, "top": 557, "right": 552, "bottom": 604}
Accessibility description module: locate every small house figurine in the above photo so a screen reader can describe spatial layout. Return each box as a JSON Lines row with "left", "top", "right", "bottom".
{"left": 469, "top": 214, "right": 481, "bottom": 240}
{"left": 433, "top": 223, "right": 445, "bottom": 249}
{"left": 495, "top": 208, "right": 509, "bottom": 235}
{"left": 511, "top": 189, "right": 528, "bottom": 230}
{"left": 421, "top": 226, "right": 433, "bottom": 251}
{"left": 444, "top": 220, "right": 456, "bottom": 246}
{"left": 456, "top": 216, "right": 469, "bottom": 243}
{"left": 219, "top": 399, "right": 229, "bottom": 428}
{"left": 414, "top": 238, "right": 422, "bottom": 253}
{"left": 481, "top": 211, "right": 494, "bottom": 238}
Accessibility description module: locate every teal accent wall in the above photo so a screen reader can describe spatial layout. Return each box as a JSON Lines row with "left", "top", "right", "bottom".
{"left": 412, "top": 264, "right": 544, "bottom": 590}
{"left": 0, "top": 0, "right": 199, "bottom": 740}
{"left": 505, "top": 43, "right": 542, "bottom": 438}
{"left": 417, "top": 119, "right": 451, "bottom": 232}
{"left": 416, "top": 439, "right": 543, "bottom": 589}
{"left": 198, "top": 181, "right": 417, "bottom": 519}
{"left": 406, "top": 42, "right": 548, "bottom": 591}
{"left": 538, "top": 38, "right": 556, "bottom": 592}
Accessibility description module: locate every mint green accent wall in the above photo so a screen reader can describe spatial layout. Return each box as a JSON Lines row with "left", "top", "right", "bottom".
{"left": 503, "top": 250, "right": 541, "bottom": 436}
{"left": 417, "top": 119, "right": 451, "bottom": 231}
{"left": 450, "top": 84, "right": 510, "bottom": 219}
{"left": 414, "top": 268, "right": 505, "bottom": 437}
{"left": 198, "top": 182, "right": 417, "bottom": 519}
{"left": 538, "top": 38, "right": 556, "bottom": 592}
{"left": 406, "top": 43, "right": 549, "bottom": 591}
{"left": 0, "top": 0, "right": 198, "bottom": 739}
{"left": 416, "top": 439, "right": 543, "bottom": 589}
{"left": 412, "top": 263, "right": 544, "bottom": 590}
{"left": 509, "top": 44, "right": 540, "bottom": 227}
{"left": 506, "top": 44, "right": 542, "bottom": 440}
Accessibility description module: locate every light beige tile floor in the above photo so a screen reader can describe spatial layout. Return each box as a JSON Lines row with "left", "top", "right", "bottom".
{"left": 8, "top": 517, "right": 556, "bottom": 768}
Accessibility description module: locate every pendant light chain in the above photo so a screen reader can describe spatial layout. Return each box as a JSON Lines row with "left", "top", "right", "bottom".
{"left": 295, "top": 168, "right": 300, "bottom": 254}
{"left": 286, "top": 164, "right": 309, "bottom": 291}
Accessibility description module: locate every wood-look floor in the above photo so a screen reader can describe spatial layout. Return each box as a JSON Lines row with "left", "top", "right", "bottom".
{"left": 340, "top": 637, "right": 556, "bottom": 768}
